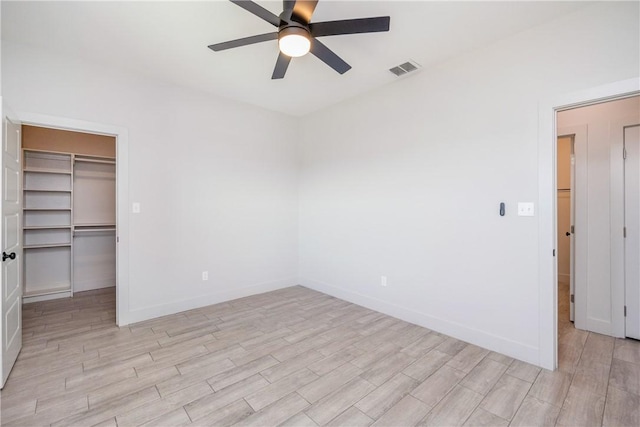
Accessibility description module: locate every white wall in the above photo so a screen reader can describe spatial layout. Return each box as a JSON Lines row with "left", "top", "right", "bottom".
{"left": 558, "top": 97, "right": 640, "bottom": 336}
{"left": 1, "top": 41, "right": 299, "bottom": 323}
{"left": 298, "top": 2, "right": 639, "bottom": 366}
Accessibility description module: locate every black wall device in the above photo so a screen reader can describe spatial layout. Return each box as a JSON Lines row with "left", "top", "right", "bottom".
{"left": 500, "top": 202, "right": 505, "bottom": 216}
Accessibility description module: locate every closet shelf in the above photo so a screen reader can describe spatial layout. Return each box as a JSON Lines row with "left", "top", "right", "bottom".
{"left": 74, "top": 224, "right": 116, "bottom": 234}
{"left": 24, "top": 243, "right": 72, "bottom": 249}
{"left": 74, "top": 228, "right": 116, "bottom": 235}
{"left": 74, "top": 157, "right": 116, "bottom": 165}
{"left": 24, "top": 226, "right": 72, "bottom": 230}
{"left": 23, "top": 168, "right": 72, "bottom": 175}
{"left": 23, "top": 189, "right": 72, "bottom": 193}
{"left": 23, "top": 208, "right": 72, "bottom": 212}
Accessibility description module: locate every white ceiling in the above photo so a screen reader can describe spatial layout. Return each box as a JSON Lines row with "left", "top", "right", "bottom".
{"left": 2, "top": 1, "right": 589, "bottom": 116}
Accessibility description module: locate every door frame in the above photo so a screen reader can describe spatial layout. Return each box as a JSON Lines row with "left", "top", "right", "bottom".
{"left": 15, "top": 112, "right": 130, "bottom": 326}
{"left": 538, "top": 77, "right": 640, "bottom": 370}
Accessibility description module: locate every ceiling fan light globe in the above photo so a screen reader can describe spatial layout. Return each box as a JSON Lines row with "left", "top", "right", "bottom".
{"left": 278, "top": 30, "right": 311, "bottom": 57}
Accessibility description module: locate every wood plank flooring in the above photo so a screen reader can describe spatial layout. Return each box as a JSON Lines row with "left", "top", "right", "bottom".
{"left": 0, "top": 285, "right": 638, "bottom": 426}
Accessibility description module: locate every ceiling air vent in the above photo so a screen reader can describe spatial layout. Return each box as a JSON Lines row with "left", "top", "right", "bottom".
{"left": 389, "top": 60, "right": 421, "bottom": 77}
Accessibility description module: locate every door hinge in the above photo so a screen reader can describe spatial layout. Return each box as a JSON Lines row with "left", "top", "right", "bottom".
{"left": 570, "top": 294, "right": 575, "bottom": 303}
{"left": 624, "top": 306, "right": 627, "bottom": 317}
{"left": 623, "top": 148, "right": 627, "bottom": 159}
{"left": 624, "top": 227, "right": 627, "bottom": 238}
{"left": 571, "top": 225, "right": 574, "bottom": 234}
{"left": 117, "top": 236, "right": 119, "bottom": 243}
{"left": 553, "top": 249, "right": 556, "bottom": 257}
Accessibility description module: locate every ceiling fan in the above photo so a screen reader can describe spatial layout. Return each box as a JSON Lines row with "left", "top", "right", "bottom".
{"left": 208, "top": 0, "right": 390, "bottom": 79}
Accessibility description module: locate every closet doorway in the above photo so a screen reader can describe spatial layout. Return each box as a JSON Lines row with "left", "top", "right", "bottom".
{"left": 22, "top": 125, "right": 116, "bottom": 310}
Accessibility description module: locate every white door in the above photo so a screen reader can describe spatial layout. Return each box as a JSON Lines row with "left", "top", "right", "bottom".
{"left": 560, "top": 124, "right": 593, "bottom": 334}
{"left": 557, "top": 135, "right": 575, "bottom": 321}
{"left": 1, "top": 101, "right": 22, "bottom": 388}
{"left": 624, "top": 124, "right": 640, "bottom": 339}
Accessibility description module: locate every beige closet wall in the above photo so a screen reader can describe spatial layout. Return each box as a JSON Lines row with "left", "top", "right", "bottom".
{"left": 23, "top": 125, "right": 115, "bottom": 157}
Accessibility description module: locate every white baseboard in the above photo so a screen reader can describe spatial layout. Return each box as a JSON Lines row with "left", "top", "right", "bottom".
{"left": 74, "top": 277, "right": 115, "bottom": 293}
{"left": 122, "top": 277, "right": 297, "bottom": 325}
{"left": 23, "top": 290, "right": 72, "bottom": 304}
{"left": 300, "top": 278, "right": 541, "bottom": 367}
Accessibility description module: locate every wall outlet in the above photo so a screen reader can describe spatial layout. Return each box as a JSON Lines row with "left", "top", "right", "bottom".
{"left": 132, "top": 202, "right": 141, "bottom": 214}
{"left": 381, "top": 275, "right": 387, "bottom": 287}
{"left": 202, "top": 271, "right": 208, "bottom": 281}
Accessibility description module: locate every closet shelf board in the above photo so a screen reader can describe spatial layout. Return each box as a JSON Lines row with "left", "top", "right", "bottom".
{"left": 24, "top": 243, "right": 72, "bottom": 249}
{"left": 23, "top": 168, "right": 72, "bottom": 175}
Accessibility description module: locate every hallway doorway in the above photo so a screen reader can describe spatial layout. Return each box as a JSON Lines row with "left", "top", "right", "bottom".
{"left": 556, "top": 96, "right": 640, "bottom": 339}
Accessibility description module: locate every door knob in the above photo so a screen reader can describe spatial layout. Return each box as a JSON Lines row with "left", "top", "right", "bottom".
{"left": 2, "top": 252, "right": 16, "bottom": 261}
{"left": 565, "top": 232, "right": 571, "bottom": 236}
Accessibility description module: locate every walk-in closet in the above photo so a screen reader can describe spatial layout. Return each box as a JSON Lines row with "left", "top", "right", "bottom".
{"left": 22, "top": 125, "right": 116, "bottom": 303}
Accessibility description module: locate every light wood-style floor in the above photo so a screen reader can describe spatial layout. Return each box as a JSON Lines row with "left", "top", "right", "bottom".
{"left": 0, "top": 285, "right": 638, "bottom": 426}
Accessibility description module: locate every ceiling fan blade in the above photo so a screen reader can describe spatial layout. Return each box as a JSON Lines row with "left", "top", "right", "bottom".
{"left": 229, "top": 0, "right": 281, "bottom": 27}
{"left": 310, "top": 38, "right": 351, "bottom": 75}
{"left": 208, "top": 32, "right": 278, "bottom": 51}
{"left": 292, "top": 0, "right": 318, "bottom": 24}
{"left": 283, "top": 0, "right": 296, "bottom": 21}
{"left": 310, "top": 16, "right": 390, "bottom": 37}
{"left": 272, "top": 52, "right": 292, "bottom": 79}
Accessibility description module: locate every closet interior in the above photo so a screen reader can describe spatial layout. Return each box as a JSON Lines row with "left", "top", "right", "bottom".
{"left": 22, "top": 125, "right": 116, "bottom": 303}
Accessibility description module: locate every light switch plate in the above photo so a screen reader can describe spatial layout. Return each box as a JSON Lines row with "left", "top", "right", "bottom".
{"left": 132, "top": 202, "right": 141, "bottom": 214}
{"left": 517, "top": 202, "right": 534, "bottom": 216}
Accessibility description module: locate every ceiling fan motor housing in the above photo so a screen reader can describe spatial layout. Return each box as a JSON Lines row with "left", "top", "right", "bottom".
{"left": 278, "top": 22, "right": 310, "bottom": 37}
{"left": 278, "top": 25, "right": 311, "bottom": 57}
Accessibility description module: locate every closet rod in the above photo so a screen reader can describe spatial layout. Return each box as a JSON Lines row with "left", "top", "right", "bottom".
{"left": 74, "top": 158, "right": 116, "bottom": 165}
{"left": 74, "top": 228, "right": 116, "bottom": 234}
